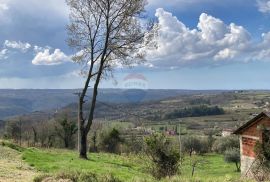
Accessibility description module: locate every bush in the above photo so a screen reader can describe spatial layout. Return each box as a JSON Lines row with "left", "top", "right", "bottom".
{"left": 98, "top": 128, "right": 123, "bottom": 154}
{"left": 144, "top": 133, "right": 181, "bottom": 179}
{"left": 102, "top": 174, "right": 122, "bottom": 182}
{"left": 78, "top": 172, "right": 98, "bottom": 182}
{"left": 213, "top": 136, "right": 239, "bottom": 154}
{"left": 252, "top": 130, "right": 270, "bottom": 181}
{"left": 1, "top": 141, "right": 24, "bottom": 152}
{"left": 33, "top": 174, "right": 50, "bottom": 182}
{"left": 122, "top": 133, "right": 144, "bottom": 154}
{"left": 55, "top": 171, "right": 80, "bottom": 181}
{"left": 33, "top": 171, "right": 122, "bottom": 182}
{"left": 224, "top": 148, "right": 240, "bottom": 172}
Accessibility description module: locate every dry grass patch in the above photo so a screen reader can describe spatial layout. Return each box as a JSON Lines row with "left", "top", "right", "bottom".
{"left": 0, "top": 144, "right": 38, "bottom": 182}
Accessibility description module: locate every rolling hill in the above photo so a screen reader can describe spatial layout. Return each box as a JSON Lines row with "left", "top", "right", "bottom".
{"left": 0, "top": 89, "right": 224, "bottom": 119}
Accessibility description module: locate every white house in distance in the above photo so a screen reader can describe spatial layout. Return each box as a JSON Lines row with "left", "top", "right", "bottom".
{"left": 234, "top": 112, "right": 270, "bottom": 177}
{"left": 221, "top": 129, "right": 233, "bottom": 137}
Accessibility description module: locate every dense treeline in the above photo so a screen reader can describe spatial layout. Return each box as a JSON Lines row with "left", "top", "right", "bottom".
{"left": 164, "top": 105, "right": 225, "bottom": 119}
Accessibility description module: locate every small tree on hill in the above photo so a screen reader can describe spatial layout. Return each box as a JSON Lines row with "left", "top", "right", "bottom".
{"left": 99, "top": 128, "right": 123, "bottom": 153}
{"left": 4, "top": 120, "right": 21, "bottom": 143}
{"left": 204, "top": 129, "right": 217, "bottom": 152}
{"left": 66, "top": 0, "right": 152, "bottom": 159}
{"left": 55, "top": 117, "right": 77, "bottom": 148}
{"left": 145, "top": 133, "right": 181, "bottom": 179}
{"left": 224, "top": 148, "right": 240, "bottom": 172}
{"left": 190, "top": 155, "right": 208, "bottom": 177}
{"left": 182, "top": 136, "right": 208, "bottom": 156}
{"left": 213, "top": 136, "right": 239, "bottom": 154}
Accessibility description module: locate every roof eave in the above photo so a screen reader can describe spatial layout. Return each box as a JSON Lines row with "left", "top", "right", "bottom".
{"left": 233, "top": 112, "right": 269, "bottom": 135}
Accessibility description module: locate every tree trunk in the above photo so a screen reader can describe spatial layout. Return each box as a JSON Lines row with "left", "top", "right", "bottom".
{"left": 32, "top": 127, "right": 37, "bottom": 147}
{"left": 191, "top": 165, "right": 195, "bottom": 176}
{"left": 80, "top": 129, "right": 88, "bottom": 159}
{"left": 189, "top": 150, "right": 192, "bottom": 157}
{"left": 235, "top": 162, "right": 240, "bottom": 172}
{"left": 64, "top": 138, "right": 69, "bottom": 148}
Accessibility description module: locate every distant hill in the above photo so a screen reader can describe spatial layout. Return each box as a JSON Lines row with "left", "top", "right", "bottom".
{"left": 0, "top": 89, "right": 226, "bottom": 119}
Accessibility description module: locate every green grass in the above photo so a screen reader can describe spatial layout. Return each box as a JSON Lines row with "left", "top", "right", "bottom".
{"left": 23, "top": 148, "right": 154, "bottom": 181}
{"left": 22, "top": 148, "right": 242, "bottom": 182}
{"left": 181, "top": 154, "right": 240, "bottom": 180}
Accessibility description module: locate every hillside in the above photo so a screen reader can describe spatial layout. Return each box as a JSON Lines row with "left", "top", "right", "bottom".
{"left": 0, "top": 142, "right": 241, "bottom": 182}
{"left": 0, "top": 89, "right": 225, "bottom": 119}
{"left": 6, "top": 90, "right": 270, "bottom": 136}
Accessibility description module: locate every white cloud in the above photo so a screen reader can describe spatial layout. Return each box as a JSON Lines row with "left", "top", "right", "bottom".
{"left": 214, "top": 48, "right": 237, "bottom": 60}
{"left": 257, "top": 0, "right": 270, "bottom": 13}
{"left": 32, "top": 49, "right": 71, "bottom": 65}
{"left": 142, "top": 8, "right": 270, "bottom": 68}
{"left": 0, "top": 2, "right": 8, "bottom": 11}
{"left": 0, "top": 49, "right": 8, "bottom": 60}
{"left": 4, "top": 40, "right": 31, "bottom": 52}
{"left": 33, "top": 45, "right": 52, "bottom": 53}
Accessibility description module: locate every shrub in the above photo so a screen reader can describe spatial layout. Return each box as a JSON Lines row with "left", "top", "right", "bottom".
{"left": 101, "top": 174, "right": 122, "bottom": 182}
{"left": 213, "top": 136, "right": 239, "bottom": 154}
{"left": 224, "top": 148, "right": 240, "bottom": 172}
{"left": 144, "top": 133, "right": 181, "bottom": 179}
{"left": 252, "top": 129, "right": 270, "bottom": 181}
{"left": 1, "top": 141, "right": 24, "bottom": 152}
{"left": 98, "top": 128, "right": 123, "bottom": 154}
{"left": 55, "top": 171, "right": 80, "bottom": 181}
{"left": 123, "top": 133, "right": 144, "bottom": 154}
{"left": 33, "top": 174, "right": 50, "bottom": 182}
{"left": 78, "top": 172, "right": 98, "bottom": 182}
{"left": 33, "top": 171, "right": 122, "bottom": 182}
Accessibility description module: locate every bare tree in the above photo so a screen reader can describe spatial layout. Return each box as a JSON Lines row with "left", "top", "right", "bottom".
{"left": 66, "top": 0, "right": 150, "bottom": 159}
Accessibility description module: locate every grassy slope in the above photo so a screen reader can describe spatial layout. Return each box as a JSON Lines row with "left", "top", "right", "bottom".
{"left": 22, "top": 148, "right": 241, "bottom": 182}
{"left": 0, "top": 145, "right": 37, "bottom": 182}
{"left": 23, "top": 148, "right": 154, "bottom": 181}
{"left": 182, "top": 154, "right": 240, "bottom": 179}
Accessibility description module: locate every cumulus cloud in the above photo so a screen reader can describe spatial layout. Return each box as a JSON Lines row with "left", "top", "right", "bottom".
{"left": 32, "top": 49, "right": 71, "bottom": 65}
{"left": 257, "top": 0, "right": 270, "bottom": 13}
{"left": 142, "top": 8, "right": 270, "bottom": 68}
{"left": 0, "top": 49, "right": 8, "bottom": 60}
{"left": 4, "top": 40, "right": 31, "bottom": 52}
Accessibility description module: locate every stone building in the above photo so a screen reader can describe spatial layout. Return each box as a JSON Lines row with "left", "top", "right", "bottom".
{"left": 234, "top": 112, "right": 270, "bottom": 176}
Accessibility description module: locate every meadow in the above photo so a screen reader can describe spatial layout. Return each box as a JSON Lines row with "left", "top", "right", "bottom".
{"left": 20, "top": 146, "right": 242, "bottom": 182}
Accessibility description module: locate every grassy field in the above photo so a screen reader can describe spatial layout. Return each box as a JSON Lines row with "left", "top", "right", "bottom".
{"left": 23, "top": 148, "right": 153, "bottom": 181}
{"left": 21, "top": 147, "right": 242, "bottom": 182}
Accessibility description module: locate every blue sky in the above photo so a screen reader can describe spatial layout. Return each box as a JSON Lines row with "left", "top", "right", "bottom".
{"left": 0, "top": 0, "right": 270, "bottom": 89}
